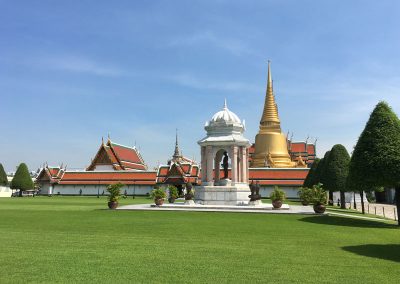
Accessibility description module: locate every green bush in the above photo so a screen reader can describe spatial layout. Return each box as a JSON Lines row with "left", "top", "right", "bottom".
{"left": 298, "top": 187, "right": 312, "bottom": 204}
{"left": 150, "top": 187, "right": 166, "bottom": 199}
{"left": 310, "top": 183, "right": 327, "bottom": 205}
{"left": 270, "top": 186, "right": 286, "bottom": 201}
{"left": 168, "top": 185, "right": 178, "bottom": 199}
{"left": 107, "top": 183, "right": 124, "bottom": 202}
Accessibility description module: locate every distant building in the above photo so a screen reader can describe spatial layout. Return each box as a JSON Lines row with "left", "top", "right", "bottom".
{"left": 36, "top": 138, "right": 156, "bottom": 196}
{"left": 156, "top": 131, "right": 200, "bottom": 194}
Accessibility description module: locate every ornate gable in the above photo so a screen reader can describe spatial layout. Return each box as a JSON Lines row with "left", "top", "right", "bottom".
{"left": 86, "top": 139, "right": 148, "bottom": 171}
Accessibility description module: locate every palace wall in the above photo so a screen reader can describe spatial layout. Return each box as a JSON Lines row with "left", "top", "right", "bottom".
{"left": 0, "top": 186, "right": 12, "bottom": 197}
{"left": 38, "top": 184, "right": 153, "bottom": 196}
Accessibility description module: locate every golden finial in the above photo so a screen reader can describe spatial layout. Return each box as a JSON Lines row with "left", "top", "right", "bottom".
{"left": 260, "top": 60, "right": 280, "bottom": 127}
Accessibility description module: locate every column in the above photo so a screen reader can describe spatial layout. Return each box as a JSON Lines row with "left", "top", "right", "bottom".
{"left": 201, "top": 146, "right": 207, "bottom": 182}
{"left": 231, "top": 145, "right": 237, "bottom": 184}
{"left": 214, "top": 154, "right": 220, "bottom": 184}
{"left": 237, "top": 147, "right": 242, "bottom": 182}
{"left": 206, "top": 146, "right": 213, "bottom": 185}
{"left": 241, "top": 146, "right": 248, "bottom": 183}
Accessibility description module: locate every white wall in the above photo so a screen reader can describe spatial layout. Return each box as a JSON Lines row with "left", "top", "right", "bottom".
{"left": 260, "top": 186, "right": 300, "bottom": 199}
{"left": 332, "top": 191, "right": 368, "bottom": 203}
{"left": 38, "top": 184, "right": 154, "bottom": 196}
{"left": 93, "top": 165, "right": 115, "bottom": 171}
{"left": 0, "top": 186, "right": 12, "bottom": 197}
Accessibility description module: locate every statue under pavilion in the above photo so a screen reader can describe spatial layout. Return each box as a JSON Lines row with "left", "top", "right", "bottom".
{"left": 195, "top": 99, "right": 251, "bottom": 205}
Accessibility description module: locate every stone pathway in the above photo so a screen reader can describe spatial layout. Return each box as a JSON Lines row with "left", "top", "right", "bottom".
{"left": 117, "top": 203, "right": 317, "bottom": 214}
{"left": 327, "top": 211, "right": 395, "bottom": 223}
{"left": 346, "top": 203, "right": 398, "bottom": 221}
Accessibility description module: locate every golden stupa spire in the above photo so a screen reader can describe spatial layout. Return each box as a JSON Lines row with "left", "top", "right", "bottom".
{"left": 251, "top": 61, "right": 297, "bottom": 168}
{"left": 260, "top": 61, "right": 280, "bottom": 127}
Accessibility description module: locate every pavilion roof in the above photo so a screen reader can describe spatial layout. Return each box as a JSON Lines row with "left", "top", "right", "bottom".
{"left": 86, "top": 139, "right": 147, "bottom": 171}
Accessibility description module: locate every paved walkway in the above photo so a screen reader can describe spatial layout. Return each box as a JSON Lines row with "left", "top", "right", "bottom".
{"left": 117, "top": 203, "right": 317, "bottom": 214}
{"left": 327, "top": 211, "right": 395, "bottom": 223}
{"left": 345, "top": 202, "right": 398, "bottom": 221}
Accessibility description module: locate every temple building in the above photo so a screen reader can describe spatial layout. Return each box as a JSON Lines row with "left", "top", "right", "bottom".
{"left": 156, "top": 131, "right": 200, "bottom": 194}
{"left": 36, "top": 138, "right": 156, "bottom": 196}
{"left": 36, "top": 63, "right": 316, "bottom": 198}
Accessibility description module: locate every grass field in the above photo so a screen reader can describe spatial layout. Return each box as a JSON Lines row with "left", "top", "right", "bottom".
{"left": 0, "top": 196, "right": 399, "bottom": 283}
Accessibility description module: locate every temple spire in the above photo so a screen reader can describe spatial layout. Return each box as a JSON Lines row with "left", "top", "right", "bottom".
{"left": 173, "top": 128, "right": 181, "bottom": 159}
{"left": 223, "top": 98, "right": 228, "bottom": 109}
{"left": 260, "top": 61, "right": 280, "bottom": 126}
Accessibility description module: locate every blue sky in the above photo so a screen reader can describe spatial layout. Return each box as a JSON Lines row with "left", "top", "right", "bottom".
{"left": 1, "top": 0, "right": 400, "bottom": 172}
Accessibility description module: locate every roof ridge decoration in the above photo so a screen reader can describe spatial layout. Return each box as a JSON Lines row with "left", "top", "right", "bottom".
{"left": 173, "top": 128, "right": 182, "bottom": 160}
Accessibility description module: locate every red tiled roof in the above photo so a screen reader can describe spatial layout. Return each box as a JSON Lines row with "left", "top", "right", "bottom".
{"left": 190, "top": 166, "right": 199, "bottom": 176}
{"left": 307, "top": 144, "right": 316, "bottom": 155}
{"left": 181, "top": 164, "right": 191, "bottom": 174}
{"left": 110, "top": 143, "right": 144, "bottom": 165}
{"left": 290, "top": 142, "right": 306, "bottom": 153}
{"left": 87, "top": 140, "right": 147, "bottom": 171}
{"left": 104, "top": 147, "right": 119, "bottom": 164}
{"left": 158, "top": 167, "right": 169, "bottom": 176}
{"left": 120, "top": 161, "right": 147, "bottom": 171}
{"left": 59, "top": 171, "right": 157, "bottom": 185}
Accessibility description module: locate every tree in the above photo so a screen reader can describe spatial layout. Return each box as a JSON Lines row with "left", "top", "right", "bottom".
{"left": 324, "top": 144, "right": 350, "bottom": 209}
{"left": 0, "top": 163, "right": 8, "bottom": 186}
{"left": 303, "top": 158, "right": 320, "bottom": 188}
{"left": 313, "top": 151, "right": 331, "bottom": 204}
{"left": 10, "top": 163, "right": 34, "bottom": 197}
{"left": 318, "top": 151, "right": 331, "bottom": 188}
{"left": 348, "top": 101, "right": 400, "bottom": 225}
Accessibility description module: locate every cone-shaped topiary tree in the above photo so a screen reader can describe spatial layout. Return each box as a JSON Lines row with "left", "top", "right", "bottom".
{"left": 324, "top": 144, "right": 350, "bottom": 209}
{"left": 0, "top": 163, "right": 8, "bottom": 186}
{"left": 348, "top": 101, "right": 400, "bottom": 224}
{"left": 319, "top": 151, "right": 331, "bottom": 187}
{"left": 10, "top": 163, "right": 34, "bottom": 197}
{"left": 303, "top": 158, "right": 320, "bottom": 188}
{"left": 316, "top": 151, "right": 332, "bottom": 204}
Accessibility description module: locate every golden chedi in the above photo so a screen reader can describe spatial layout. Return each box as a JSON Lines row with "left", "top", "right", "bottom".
{"left": 251, "top": 62, "right": 296, "bottom": 168}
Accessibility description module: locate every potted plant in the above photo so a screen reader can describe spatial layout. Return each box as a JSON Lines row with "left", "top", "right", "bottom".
{"left": 107, "top": 182, "right": 124, "bottom": 209}
{"left": 168, "top": 185, "right": 178, "bottom": 203}
{"left": 298, "top": 187, "right": 312, "bottom": 206}
{"left": 270, "top": 186, "right": 286, "bottom": 208}
{"left": 311, "top": 183, "right": 327, "bottom": 213}
{"left": 151, "top": 187, "right": 166, "bottom": 206}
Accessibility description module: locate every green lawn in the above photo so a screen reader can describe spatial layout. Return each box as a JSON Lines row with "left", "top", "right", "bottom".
{"left": 0, "top": 197, "right": 399, "bottom": 283}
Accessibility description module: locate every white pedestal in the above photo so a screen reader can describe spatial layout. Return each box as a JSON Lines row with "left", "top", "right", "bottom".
{"left": 184, "top": 200, "right": 195, "bottom": 206}
{"left": 195, "top": 183, "right": 250, "bottom": 205}
{"left": 248, "top": 200, "right": 262, "bottom": 206}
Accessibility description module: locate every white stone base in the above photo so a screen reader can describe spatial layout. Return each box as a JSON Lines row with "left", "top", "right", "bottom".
{"left": 184, "top": 199, "right": 195, "bottom": 206}
{"left": 248, "top": 200, "right": 262, "bottom": 206}
{"left": 195, "top": 183, "right": 251, "bottom": 205}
